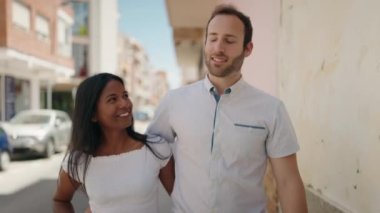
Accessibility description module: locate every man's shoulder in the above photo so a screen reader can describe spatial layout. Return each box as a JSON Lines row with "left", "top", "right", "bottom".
{"left": 168, "top": 80, "right": 204, "bottom": 97}
{"left": 242, "top": 82, "right": 281, "bottom": 105}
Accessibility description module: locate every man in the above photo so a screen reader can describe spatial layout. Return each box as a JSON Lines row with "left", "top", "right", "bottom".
{"left": 148, "top": 5, "right": 307, "bottom": 213}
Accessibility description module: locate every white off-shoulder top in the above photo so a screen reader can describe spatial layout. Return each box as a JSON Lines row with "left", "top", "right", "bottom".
{"left": 62, "top": 140, "right": 171, "bottom": 213}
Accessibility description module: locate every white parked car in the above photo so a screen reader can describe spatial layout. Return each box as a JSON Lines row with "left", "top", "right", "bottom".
{"left": 2, "top": 109, "right": 72, "bottom": 158}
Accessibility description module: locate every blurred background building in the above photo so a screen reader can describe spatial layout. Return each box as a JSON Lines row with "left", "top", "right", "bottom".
{"left": 54, "top": 0, "right": 119, "bottom": 116}
{"left": 118, "top": 35, "right": 169, "bottom": 113}
{"left": 0, "top": 0, "right": 168, "bottom": 119}
{"left": 0, "top": 0, "right": 74, "bottom": 121}
{"left": 67, "top": 0, "right": 168, "bottom": 117}
{"left": 150, "top": 70, "right": 169, "bottom": 106}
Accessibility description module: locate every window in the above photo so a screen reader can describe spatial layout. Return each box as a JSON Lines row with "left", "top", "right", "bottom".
{"left": 57, "top": 18, "right": 72, "bottom": 57}
{"left": 72, "top": 2, "right": 89, "bottom": 36}
{"left": 57, "top": 115, "right": 69, "bottom": 123}
{"left": 57, "top": 18, "right": 66, "bottom": 44}
{"left": 12, "top": 0, "right": 31, "bottom": 30}
{"left": 36, "top": 15, "right": 50, "bottom": 41}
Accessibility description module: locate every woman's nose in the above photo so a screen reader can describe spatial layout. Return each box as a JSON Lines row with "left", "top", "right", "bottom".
{"left": 119, "top": 98, "right": 132, "bottom": 108}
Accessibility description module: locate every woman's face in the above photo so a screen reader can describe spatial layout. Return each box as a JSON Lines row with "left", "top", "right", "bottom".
{"left": 93, "top": 80, "right": 133, "bottom": 131}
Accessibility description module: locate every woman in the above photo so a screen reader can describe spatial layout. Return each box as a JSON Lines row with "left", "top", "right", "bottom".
{"left": 53, "top": 73, "right": 174, "bottom": 213}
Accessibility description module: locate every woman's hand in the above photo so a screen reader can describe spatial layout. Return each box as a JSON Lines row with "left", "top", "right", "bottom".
{"left": 84, "top": 206, "right": 92, "bottom": 213}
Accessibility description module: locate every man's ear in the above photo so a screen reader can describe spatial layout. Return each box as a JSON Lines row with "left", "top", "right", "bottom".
{"left": 244, "top": 42, "right": 254, "bottom": 57}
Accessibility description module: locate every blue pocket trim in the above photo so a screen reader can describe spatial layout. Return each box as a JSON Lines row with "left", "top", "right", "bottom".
{"left": 234, "top": 123, "right": 265, "bottom": 129}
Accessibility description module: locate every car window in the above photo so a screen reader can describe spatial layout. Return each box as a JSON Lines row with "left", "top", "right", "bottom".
{"left": 57, "top": 115, "right": 68, "bottom": 123}
{"left": 10, "top": 114, "right": 50, "bottom": 124}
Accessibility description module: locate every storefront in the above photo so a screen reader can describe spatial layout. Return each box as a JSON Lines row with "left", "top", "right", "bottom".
{"left": 0, "top": 75, "right": 30, "bottom": 120}
{"left": 0, "top": 49, "right": 74, "bottom": 121}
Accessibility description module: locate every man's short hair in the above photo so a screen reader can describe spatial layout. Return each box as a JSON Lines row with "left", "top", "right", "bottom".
{"left": 206, "top": 5, "right": 253, "bottom": 47}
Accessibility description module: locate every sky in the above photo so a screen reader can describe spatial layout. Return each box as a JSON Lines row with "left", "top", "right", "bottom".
{"left": 118, "top": 0, "right": 181, "bottom": 88}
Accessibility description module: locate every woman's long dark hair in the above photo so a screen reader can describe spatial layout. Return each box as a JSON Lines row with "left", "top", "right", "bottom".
{"left": 66, "top": 73, "right": 167, "bottom": 191}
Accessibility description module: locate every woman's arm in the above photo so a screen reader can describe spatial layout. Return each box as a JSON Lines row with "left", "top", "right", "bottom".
{"left": 53, "top": 169, "right": 80, "bottom": 213}
{"left": 159, "top": 156, "right": 175, "bottom": 195}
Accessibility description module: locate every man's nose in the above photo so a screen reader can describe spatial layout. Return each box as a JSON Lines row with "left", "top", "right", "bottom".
{"left": 214, "top": 40, "right": 225, "bottom": 53}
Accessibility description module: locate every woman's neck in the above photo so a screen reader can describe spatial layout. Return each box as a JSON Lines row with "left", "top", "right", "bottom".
{"left": 102, "top": 129, "right": 129, "bottom": 145}
{"left": 96, "top": 129, "right": 142, "bottom": 156}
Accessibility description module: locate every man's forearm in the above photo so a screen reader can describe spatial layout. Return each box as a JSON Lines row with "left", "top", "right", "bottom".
{"left": 278, "top": 178, "right": 308, "bottom": 213}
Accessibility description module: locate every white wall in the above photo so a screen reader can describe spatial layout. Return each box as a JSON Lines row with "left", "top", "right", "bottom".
{"left": 89, "top": 0, "right": 118, "bottom": 75}
{"left": 279, "top": 0, "right": 380, "bottom": 212}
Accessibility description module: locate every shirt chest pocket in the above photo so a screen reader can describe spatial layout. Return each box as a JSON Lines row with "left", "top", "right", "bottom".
{"left": 221, "top": 122, "right": 268, "bottom": 164}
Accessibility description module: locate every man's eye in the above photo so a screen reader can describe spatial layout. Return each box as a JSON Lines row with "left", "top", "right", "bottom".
{"left": 226, "top": 39, "right": 236, "bottom": 44}
{"left": 209, "top": 37, "right": 217, "bottom": 42}
{"left": 124, "top": 93, "right": 129, "bottom": 98}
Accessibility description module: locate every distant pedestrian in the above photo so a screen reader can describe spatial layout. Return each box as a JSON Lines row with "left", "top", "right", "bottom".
{"left": 53, "top": 73, "right": 174, "bottom": 213}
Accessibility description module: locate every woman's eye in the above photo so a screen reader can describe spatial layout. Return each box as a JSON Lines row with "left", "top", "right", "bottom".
{"left": 107, "top": 97, "right": 116, "bottom": 103}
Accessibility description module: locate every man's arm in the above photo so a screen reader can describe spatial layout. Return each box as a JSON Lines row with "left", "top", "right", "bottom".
{"left": 146, "top": 92, "right": 176, "bottom": 143}
{"left": 159, "top": 156, "right": 175, "bottom": 195}
{"left": 53, "top": 169, "right": 80, "bottom": 213}
{"left": 270, "top": 154, "right": 308, "bottom": 213}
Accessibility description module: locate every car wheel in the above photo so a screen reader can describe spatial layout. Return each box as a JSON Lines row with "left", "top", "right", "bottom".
{"left": 43, "top": 140, "right": 54, "bottom": 158}
{"left": 0, "top": 151, "right": 11, "bottom": 171}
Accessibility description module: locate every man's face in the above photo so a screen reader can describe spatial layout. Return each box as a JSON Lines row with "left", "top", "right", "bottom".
{"left": 204, "top": 14, "right": 252, "bottom": 78}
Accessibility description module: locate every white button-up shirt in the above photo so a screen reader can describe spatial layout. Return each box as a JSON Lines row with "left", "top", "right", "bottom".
{"left": 147, "top": 76, "right": 299, "bottom": 213}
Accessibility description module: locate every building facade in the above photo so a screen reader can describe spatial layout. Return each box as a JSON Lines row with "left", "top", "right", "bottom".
{"left": 118, "top": 35, "right": 170, "bottom": 114}
{"left": 52, "top": 0, "right": 119, "bottom": 116}
{"left": 0, "top": 0, "right": 74, "bottom": 121}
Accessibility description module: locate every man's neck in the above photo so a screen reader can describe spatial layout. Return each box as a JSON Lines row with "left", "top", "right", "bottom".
{"left": 208, "top": 73, "right": 242, "bottom": 95}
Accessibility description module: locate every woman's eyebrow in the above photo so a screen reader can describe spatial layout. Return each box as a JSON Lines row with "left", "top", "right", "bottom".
{"left": 105, "top": 93, "right": 117, "bottom": 99}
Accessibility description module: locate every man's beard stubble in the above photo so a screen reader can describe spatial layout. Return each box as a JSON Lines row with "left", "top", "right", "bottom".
{"left": 205, "top": 51, "right": 245, "bottom": 78}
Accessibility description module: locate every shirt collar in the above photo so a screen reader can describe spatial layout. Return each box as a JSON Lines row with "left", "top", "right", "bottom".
{"left": 203, "top": 74, "right": 246, "bottom": 95}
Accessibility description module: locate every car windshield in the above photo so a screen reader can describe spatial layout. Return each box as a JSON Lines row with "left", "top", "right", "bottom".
{"left": 10, "top": 114, "right": 51, "bottom": 124}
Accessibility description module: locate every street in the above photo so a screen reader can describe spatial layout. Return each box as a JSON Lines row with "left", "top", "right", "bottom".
{"left": 0, "top": 153, "right": 89, "bottom": 213}
{"left": 0, "top": 121, "right": 172, "bottom": 213}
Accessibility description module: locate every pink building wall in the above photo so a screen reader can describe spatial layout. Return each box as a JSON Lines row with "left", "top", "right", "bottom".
{"left": 219, "top": 0, "right": 279, "bottom": 96}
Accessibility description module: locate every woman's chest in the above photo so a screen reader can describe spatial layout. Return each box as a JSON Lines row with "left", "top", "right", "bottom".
{"left": 84, "top": 152, "right": 161, "bottom": 204}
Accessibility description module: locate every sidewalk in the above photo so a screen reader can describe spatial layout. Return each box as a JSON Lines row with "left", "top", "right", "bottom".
{"left": 306, "top": 188, "right": 345, "bottom": 213}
